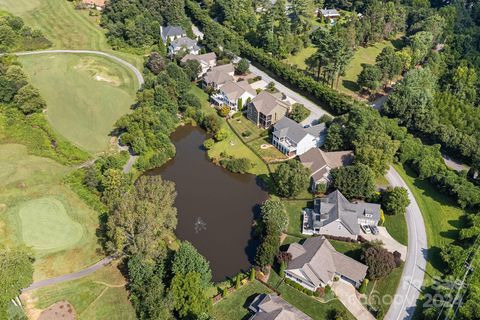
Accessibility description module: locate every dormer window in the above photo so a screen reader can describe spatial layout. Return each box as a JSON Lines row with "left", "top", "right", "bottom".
{"left": 365, "top": 213, "right": 373, "bottom": 218}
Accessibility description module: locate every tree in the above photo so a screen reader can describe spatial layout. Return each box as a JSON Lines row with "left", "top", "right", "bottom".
{"left": 375, "top": 47, "right": 403, "bottom": 86}
{"left": 13, "top": 84, "right": 46, "bottom": 114}
{"left": 0, "top": 246, "right": 34, "bottom": 319}
{"left": 381, "top": 187, "right": 410, "bottom": 215}
{"left": 361, "top": 244, "right": 396, "bottom": 280}
{"left": 106, "top": 175, "right": 177, "bottom": 261}
{"left": 169, "top": 272, "right": 211, "bottom": 319}
{"left": 408, "top": 31, "right": 434, "bottom": 65}
{"left": 324, "top": 122, "right": 345, "bottom": 151}
{"left": 0, "top": 76, "right": 16, "bottom": 102}
{"left": 235, "top": 275, "right": 241, "bottom": 289}
{"left": 236, "top": 58, "right": 249, "bottom": 74}
{"left": 274, "top": 160, "right": 310, "bottom": 198}
{"left": 5, "top": 65, "right": 28, "bottom": 90}
{"left": 255, "top": 232, "right": 280, "bottom": 268}
{"left": 203, "top": 138, "right": 215, "bottom": 150}
{"left": 331, "top": 164, "right": 375, "bottom": 199}
{"left": 214, "top": 127, "right": 229, "bottom": 141}
{"left": 450, "top": 65, "right": 477, "bottom": 104}
{"left": 182, "top": 59, "right": 201, "bottom": 81}
{"left": 289, "top": 103, "right": 310, "bottom": 123}
{"left": 171, "top": 241, "right": 212, "bottom": 288}
{"left": 261, "top": 198, "right": 287, "bottom": 234}
{"left": 354, "top": 132, "right": 400, "bottom": 177}
{"left": 146, "top": 52, "right": 166, "bottom": 75}
{"left": 357, "top": 64, "right": 382, "bottom": 92}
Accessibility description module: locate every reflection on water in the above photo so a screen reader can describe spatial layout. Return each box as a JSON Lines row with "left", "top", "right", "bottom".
{"left": 148, "top": 126, "right": 268, "bottom": 281}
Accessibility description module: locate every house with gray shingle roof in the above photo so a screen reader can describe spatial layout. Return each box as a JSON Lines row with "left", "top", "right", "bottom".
{"left": 248, "top": 294, "right": 312, "bottom": 320}
{"left": 271, "top": 117, "right": 326, "bottom": 156}
{"left": 161, "top": 25, "right": 187, "bottom": 43}
{"left": 285, "top": 236, "right": 368, "bottom": 290}
{"left": 168, "top": 37, "right": 200, "bottom": 57}
{"left": 302, "top": 190, "right": 380, "bottom": 239}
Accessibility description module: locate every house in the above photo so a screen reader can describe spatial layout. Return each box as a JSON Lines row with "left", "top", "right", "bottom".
{"left": 82, "top": 0, "right": 106, "bottom": 10}
{"left": 210, "top": 80, "right": 256, "bottom": 111}
{"left": 246, "top": 91, "right": 290, "bottom": 128}
{"left": 168, "top": 37, "right": 200, "bottom": 57}
{"left": 299, "top": 148, "right": 354, "bottom": 190}
{"left": 161, "top": 25, "right": 187, "bottom": 43}
{"left": 248, "top": 294, "right": 312, "bottom": 320}
{"left": 203, "top": 64, "right": 235, "bottom": 90}
{"left": 302, "top": 190, "right": 381, "bottom": 239}
{"left": 181, "top": 52, "right": 217, "bottom": 76}
{"left": 271, "top": 117, "right": 326, "bottom": 156}
{"left": 319, "top": 8, "right": 341, "bottom": 19}
{"left": 286, "top": 236, "right": 368, "bottom": 290}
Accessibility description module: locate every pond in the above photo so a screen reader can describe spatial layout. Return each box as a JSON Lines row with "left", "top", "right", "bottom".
{"left": 148, "top": 125, "right": 268, "bottom": 282}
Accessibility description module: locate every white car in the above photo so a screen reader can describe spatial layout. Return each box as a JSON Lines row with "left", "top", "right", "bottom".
{"left": 361, "top": 224, "right": 371, "bottom": 234}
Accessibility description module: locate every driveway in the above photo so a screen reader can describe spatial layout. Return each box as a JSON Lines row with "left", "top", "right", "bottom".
{"left": 362, "top": 226, "right": 407, "bottom": 261}
{"left": 248, "top": 64, "right": 330, "bottom": 125}
{"left": 384, "top": 167, "right": 427, "bottom": 320}
{"left": 332, "top": 281, "right": 375, "bottom": 320}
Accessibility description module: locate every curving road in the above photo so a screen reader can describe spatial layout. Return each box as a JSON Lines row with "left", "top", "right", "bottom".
{"left": 7, "top": 50, "right": 144, "bottom": 87}
{"left": 22, "top": 256, "right": 116, "bottom": 292}
{"left": 384, "top": 166, "right": 427, "bottom": 320}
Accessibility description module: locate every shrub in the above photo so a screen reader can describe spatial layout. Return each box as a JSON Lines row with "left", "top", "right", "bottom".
{"left": 359, "top": 279, "right": 369, "bottom": 294}
{"left": 235, "top": 275, "right": 241, "bottom": 289}
{"left": 242, "top": 130, "right": 252, "bottom": 137}
{"left": 232, "top": 112, "right": 242, "bottom": 118}
{"left": 324, "top": 285, "right": 331, "bottom": 295}
{"left": 315, "top": 287, "right": 325, "bottom": 297}
{"left": 361, "top": 244, "right": 397, "bottom": 280}
{"left": 218, "top": 106, "right": 230, "bottom": 117}
{"left": 222, "top": 287, "right": 228, "bottom": 297}
{"left": 203, "top": 138, "right": 215, "bottom": 150}
{"left": 279, "top": 261, "right": 286, "bottom": 278}
{"left": 250, "top": 268, "right": 256, "bottom": 281}
{"left": 289, "top": 103, "right": 311, "bottom": 123}
{"left": 214, "top": 127, "right": 229, "bottom": 141}
{"left": 219, "top": 157, "right": 252, "bottom": 174}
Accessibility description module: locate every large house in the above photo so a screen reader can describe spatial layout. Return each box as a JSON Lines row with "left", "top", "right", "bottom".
{"left": 203, "top": 64, "right": 235, "bottom": 90}
{"left": 286, "top": 236, "right": 368, "bottom": 290}
{"left": 302, "top": 190, "right": 381, "bottom": 239}
{"left": 246, "top": 91, "right": 290, "bottom": 128}
{"left": 248, "top": 294, "right": 312, "bottom": 320}
{"left": 299, "top": 148, "right": 354, "bottom": 190}
{"left": 271, "top": 117, "right": 326, "bottom": 156}
{"left": 161, "top": 25, "right": 187, "bottom": 43}
{"left": 168, "top": 37, "right": 200, "bottom": 57}
{"left": 181, "top": 52, "right": 217, "bottom": 76}
{"left": 319, "top": 8, "right": 341, "bottom": 20}
{"left": 211, "top": 80, "right": 256, "bottom": 111}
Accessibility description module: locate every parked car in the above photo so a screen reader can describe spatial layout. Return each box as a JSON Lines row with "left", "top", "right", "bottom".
{"left": 303, "top": 124, "right": 311, "bottom": 128}
{"left": 370, "top": 225, "right": 379, "bottom": 235}
{"left": 361, "top": 224, "right": 371, "bottom": 234}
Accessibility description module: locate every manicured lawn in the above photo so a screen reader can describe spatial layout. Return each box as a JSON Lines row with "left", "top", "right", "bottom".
{"left": 366, "top": 264, "right": 404, "bottom": 319}
{"left": 212, "top": 280, "right": 272, "bottom": 320}
{"left": 283, "top": 200, "right": 312, "bottom": 237}
{"left": 339, "top": 40, "right": 397, "bottom": 96}
{"left": 384, "top": 213, "right": 408, "bottom": 246}
{"left": 286, "top": 46, "right": 317, "bottom": 70}
{"left": 375, "top": 174, "right": 390, "bottom": 188}
{"left": 268, "top": 270, "right": 355, "bottom": 320}
{"left": 0, "top": 0, "right": 143, "bottom": 69}
{"left": 228, "top": 116, "right": 266, "bottom": 143}
{"left": 329, "top": 240, "right": 362, "bottom": 261}
{"left": 393, "top": 164, "right": 465, "bottom": 279}
{"left": 0, "top": 144, "right": 101, "bottom": 280}
{"left": 249, "top": 137, "right": 288, "bottom": 163}
{"left": 19, "top": 53, "right": 137, "bottom": 153}
{"left": 26, "top": 262, "right": 135, "bottom": 320}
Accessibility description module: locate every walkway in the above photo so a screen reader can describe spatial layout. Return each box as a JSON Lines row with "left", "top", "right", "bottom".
{"left": 7, "top": 50, "right": 144, "bottom": 87}
{"left": 22, "top": 256, "right": 115, "bottom": 292}
{"left": 249, "top": 64, "right": 330, "bottom": 125}
{"left": 332, "top": 281, "right": 375, "bottom": 320}
{"left": 384, "top": 167, "right": 427, "bottom": 320}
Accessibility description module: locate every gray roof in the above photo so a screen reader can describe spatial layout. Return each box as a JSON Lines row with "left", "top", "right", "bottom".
{"left": 312, "top": 190, "right": 381, "bottom": 234}
{"left": 170, "top": 37, "right": 199, "bottom": 51}
{"left": 299, "top": 149, "right": 354, "bottom": 182}
{"left": 162, "top": 25, "right": 186, "bottom": 40}
{"left": 220, "top": 80, "right": 256, "bottom": 101}
{"left": 273, "top": 117, "right": 326, "bottom": 144}
{"left": 287, "top": 236, "right": 368, "bottom": 287}
{"left": 320, "top": 9, "right": 340, "bottom": 17}
{"left": 249, "top": 294, "right": 312, "bottom": 320}
{"left": 251, "top": 91, "right": 290, "bottom": 116}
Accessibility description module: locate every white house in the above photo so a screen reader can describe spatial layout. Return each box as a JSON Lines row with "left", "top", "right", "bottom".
{"left": 211, "top": 80, "right": 256, "bottom": 111}
{"left": 181, "top": 52, "right": 217, "bottom": 76}
{"left": 168, "top": 37, "right": 200, "bottom": 57}
{"left": 286, "top": 236, "right": 368, "bottom": 290}
{"left": 302, "top": 190, "right": 381, "bottom": 239}
{"left": 271, "top": 117, "right": 326, "bottom": 156}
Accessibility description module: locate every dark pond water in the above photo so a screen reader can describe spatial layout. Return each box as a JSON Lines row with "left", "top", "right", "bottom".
{"left": 148, "top": 125, "right": 268, "bottom": 282}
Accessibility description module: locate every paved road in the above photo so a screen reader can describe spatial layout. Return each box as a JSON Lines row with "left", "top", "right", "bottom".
{"left": 249, "top": 64, "right": 330, "bottom": 125}
{"left": 384, "top": 167, "right": 427, "bottom": 320}
{"left": 8, "top": 50, "right": 144, "bottom": 87}
{"left": 23, "top": 256, "right": 115, "bottom": 292}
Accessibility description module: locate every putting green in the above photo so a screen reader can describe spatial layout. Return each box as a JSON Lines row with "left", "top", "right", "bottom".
{"left": 18, "top": 197, "right": 83, "bottom": 253}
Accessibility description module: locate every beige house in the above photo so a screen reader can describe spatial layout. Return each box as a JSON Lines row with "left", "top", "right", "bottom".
{"left": 246, "top": 91, "right": 290, "bottom": 128}
{"left": 286, "top": 236, "right": 368, "bottom": 290}
{"left": 203, "top": 64, "right": 235, "bottom": 90}
{"left": 299, "top": 148, "right": 354, "bottom": 190}
{"left": 248, "top": 294, "right": 312, "bottom": 320}
{"left": 211, "top": 80, "right": 256, "bottom": 111}
{"left": 181, "top": 52, "right": 217, "bottom": 76}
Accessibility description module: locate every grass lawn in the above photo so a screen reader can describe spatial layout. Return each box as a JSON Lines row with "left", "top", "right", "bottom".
{"left": 383, "top": 213, "right": 408, "bottom": 246}
{"left": 285, "top": 46, "right": 317, "bottom": 70}
{"left": 366, "top": 264, "right": 404, "bottom": 319}
{"left": 212, "top": 280, "right": 272, "bottom": 320}
{"left": 283, "top": 200, "right": 312, "bottom": 237}
{"left": 329, "top": 240, "right": 362, "bottom": 261}
{"left": 24, "top": 262, "right": 135, "bottom": 320}
{"left": 228, "top": 116, "right": 266, "bottom": 143}
{"left": 0, "top": 144, "right": 101, "bottom": 280}
{"left": 19, "top": 53, "right": 137, "bottom": 153}
{"left": 339, "top": 40, "right": 397, "bottom": 96}
{"left": 248, "top": 137, "right": 288, "bottom": 163}
{"left": 268, "top": 270, "right": 355, "bottom": 320}
{"left": 0, "top": 0, "right": 143, "bottom": 69}
{"left": 393, "top": 164, "right": 465, "bottom": 280}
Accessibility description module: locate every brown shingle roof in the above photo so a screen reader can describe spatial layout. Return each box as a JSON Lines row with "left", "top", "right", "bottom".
{"left": 252, "top": 91, "right": 290, "bottom": 115}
